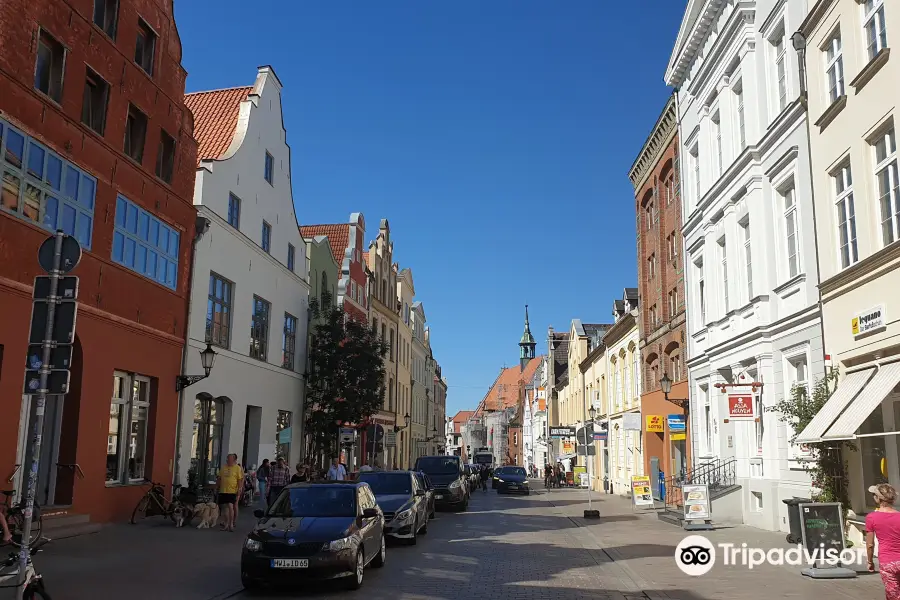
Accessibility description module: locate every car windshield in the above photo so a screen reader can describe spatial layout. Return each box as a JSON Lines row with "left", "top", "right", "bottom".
{"left": 416, "top": 457, "right": 459, "bottom": 474}
{"left": 474, "top": 455, "right": 492, "bottom": 465}
{"left": 505, "top": 467, "right": 527, "bottom": 477}
{"left": 267, "top": 486, "right": 356, "bottom": 518}
{"left": 357, "top": 472, "right": 412, "bottom": 496}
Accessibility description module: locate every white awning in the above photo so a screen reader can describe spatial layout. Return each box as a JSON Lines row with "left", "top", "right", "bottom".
{"left": 794, "top": 368, "right": 874, "bottom": 444}
{"left": 822, "top": 362, "right": 900, "bottom": 441}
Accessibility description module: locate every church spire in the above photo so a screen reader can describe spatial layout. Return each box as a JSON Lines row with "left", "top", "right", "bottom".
{"left": 519, "top": 304, "right": 536, "bottom": 371}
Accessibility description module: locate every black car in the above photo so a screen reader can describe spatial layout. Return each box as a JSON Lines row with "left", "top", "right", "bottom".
{"left": 495, "top": 466, "right": 530, "bottom": 495}
{"left": 414, "top": 471, "right": 436, "bottom": 519}
{"left": 414, "top": 455, "right": 468, "bottom": 511}
{"left": 241, "top": 481, "right": 385, "bottom": 591}
{"left": 357, "top": 471, "right": 428, "bottom": 544}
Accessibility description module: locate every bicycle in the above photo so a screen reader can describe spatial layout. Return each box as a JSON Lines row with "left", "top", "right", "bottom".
{"left": 2, "top": 490, "right": 42, "bottom": 546}
{"left": 130, "top": 482, "right": 190, "bottom": 525}
{"left": 0, "top": 538, "right": 52, "bottom": 599}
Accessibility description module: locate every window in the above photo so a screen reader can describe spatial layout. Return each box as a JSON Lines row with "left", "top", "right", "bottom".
{"left": 719, "top": 238, "right": 729, "bottom": 312}
{"left": 191, "top": 397, "right": 224, "bottom": 486}
{"left": 668, "top": 288, "right": 677, "bottom": 317}
{"left": 287, "top": 243, "right": 295, "bottom": 271}
{"left": 834, "top": 163, "right": 858, "bottom": 267}
{"left": 735, "top": 83, "right": 746, "bottom": 149}
{"left": 645, "top": 200, "right": 654, "bottom": 231}
{"left": 825, "top": 33, "right": 845, "bottom": 102}
{"left": 864, "top": 0, "right": 888, "bottom": 61}
{"left": 773, "top": 29, "right": 787, "bottom": 112}
{"left": 206, "top": 273, "right": 233, "bottom": 349}
{"left": 155, "top": 129, "right": 176, "bottom": 183}
{"left": 264, "top": 151, "right": 274, "bottom": 185}
{"left": 633, "top": 352, "right": 640, "bottom": 398}
{"left": 82, "top": 67, "right": 109, "bottom": 135}
{"left": 34, "top": 30, "right": 65, "bottom": 103}
{"left": 93, "top": 0, "right": 119, "bottom": 38}
{"left": 112, "top": 195, "right": 179, "bottom": 289}
{"left": 742, "top": 219, "right": 753, "bottom": 301}
{"left": 666, "top": 176, "right": 675, "bottom": 206}
{"left": 648, "top": 253, "right": 656, "bottom": 279}
{"left": 0, "top": 119, "right": 96, "bottom": 248}
{"left": 875, "top": 127, "right": 899, "bottom": 246}
{"left": 250, "top": 295, "right": 271, "bottom": 361}
{"left": 227, "top": 193, "right": 241, "bottom": 229}
{"left": 389, "top": 328, "right": 395, "bottom": 362}
{"left": 696, "top": 259, "right": 706, "bottom": 325}
{"left": 667, "top": 232, "right": 678, "bottom": 262}
{"left": 754, "top": 391, "right": 764, "bottom": 454}
{"left": 320, "top": 272, "right": 329, "bottom": 307}
{"left": 276, "top": 410, "right": 292, "bottom": 463}
{"left": 282, "top": 313, "right": 297, "bottom": 370}
{"left": 701, "top": 385, "right": 712, "bottom": 454}
{"left": 388, "top": 379, "right": 394, "bottom": 411}
{"left": 712, "top": 111, "right": 723, "bottom": 175}
{"left": 134, "top": 19, "right": 157, "bottom": 75}
{"left": 381, "top": 322, "right": 386, "bottom": 343}
{"left": 782, "top": 185, "right": 800, "bottom": 277}
{"left": 107, "top": 371, "right": 151, "bottom": 484}
{"left": 670, "top": 352, "right": 682, "bottom": 382}
{"left": 691, "top": 146, "right": 701, "bottom": 202}
{"left": 261, "top": 220, "right": 271, "bottom": 253}
{"left": 124, "top": 104, "right": 147, "bottom": 162}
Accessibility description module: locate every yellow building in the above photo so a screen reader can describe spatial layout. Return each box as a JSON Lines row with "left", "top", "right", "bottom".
{"left": 580, "top": 338, "right": 608, "bottom": 492}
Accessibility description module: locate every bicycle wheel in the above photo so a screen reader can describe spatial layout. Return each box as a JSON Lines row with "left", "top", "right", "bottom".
{"left": 9, "top": 510, "right": 43, "bottom": 546}
{"left": 130, "top": 495, "right": 151, "bottom": 524}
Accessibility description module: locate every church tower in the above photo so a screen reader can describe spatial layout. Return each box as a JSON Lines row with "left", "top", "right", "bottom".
{"left": 519, "top": 304, "right": 536, "bottom": 371}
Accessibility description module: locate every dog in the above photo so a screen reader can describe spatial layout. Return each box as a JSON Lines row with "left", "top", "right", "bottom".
{"left": 173, "top": 504, "right": 185, "bottom": 528}
{"left": 194, "top": 502, "right": 220, "bottom": 529}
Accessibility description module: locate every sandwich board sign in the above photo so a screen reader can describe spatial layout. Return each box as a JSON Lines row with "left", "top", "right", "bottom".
{"left": 682, "top": 484, "right": 714, "bottom": 530}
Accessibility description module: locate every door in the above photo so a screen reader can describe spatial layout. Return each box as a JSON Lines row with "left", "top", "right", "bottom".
{"left": 672, "top": 439, "right": 686, "bottom": 480}
{"left": 19, "top": 395, "right": 65, "bottom": 506}
{"left": 650, "top": 456, "right": 661, "bottom": 501}
{"left": 191, "top": 397, "right": 225, "bottom": 489}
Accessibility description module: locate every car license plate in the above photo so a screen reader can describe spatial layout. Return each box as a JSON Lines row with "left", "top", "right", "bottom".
{"left": 271, "top": 559, "right": 308, "bottom": 569}
{"left": 435, "top": 494, "right": 443, "bottom": 500}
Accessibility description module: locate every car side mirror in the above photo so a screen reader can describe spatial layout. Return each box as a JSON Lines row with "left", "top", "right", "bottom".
{"left": 362, "top": 507, "right": 379, "bottom": 518}
{"left": 253, "top": 509, "right": 265, "bottom": 519}
{"left": 415, "top": 489, "right": 426, "bottom": 497}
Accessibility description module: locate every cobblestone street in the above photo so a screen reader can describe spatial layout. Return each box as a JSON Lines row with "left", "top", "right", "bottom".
{"left": 21, "top": 483, "right": 880, "bottom": 600}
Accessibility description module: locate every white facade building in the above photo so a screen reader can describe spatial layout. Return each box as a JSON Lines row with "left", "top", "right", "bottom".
{"left": 667, "top": 0, "right": 820, "bottom": 531}
{"left": 177, "top": 66, "right": 309, "bottom": 488}
{"left": 410, "top": 302, "right": 428, "bottom": 460}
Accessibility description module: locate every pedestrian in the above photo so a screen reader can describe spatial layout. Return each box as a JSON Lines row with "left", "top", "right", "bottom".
{"left": 216, "top": 453, "right": 243, "bottom": 532}
{"left": 290, "top": 463, "right": 309, "bottom": 484}
{"left": 327, "top": 456, "right": 347, "bottom": 481}
{"left": 267, "top": 457, "right": 291, "bottom": 505}
{"left": 255, "top": 459, "right": 270, "bottom": 507}
{"left": 867, "top": 483, "right": 900, "bottom": 599}
{"left": 359, "top": 462, "right": 374, "bottom": 473}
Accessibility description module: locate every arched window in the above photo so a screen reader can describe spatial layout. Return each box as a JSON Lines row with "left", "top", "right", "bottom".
{"left": 664, "top": 342, "right": 682, "bottom": 382}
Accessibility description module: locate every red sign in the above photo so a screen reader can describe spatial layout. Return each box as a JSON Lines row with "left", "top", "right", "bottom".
{"left": 728, "top": 394, "right": 755, "bottom": 420}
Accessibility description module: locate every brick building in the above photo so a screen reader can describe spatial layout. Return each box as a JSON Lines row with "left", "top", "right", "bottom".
{"left": 0, "top": 0, "right": 198, "bottom": 522}
{"left": 628, "top": 94, "right": 689, "bottom": 489}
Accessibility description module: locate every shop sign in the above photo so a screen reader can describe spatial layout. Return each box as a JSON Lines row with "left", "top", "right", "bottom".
{"left": 622, "top": 412, "right": 642, "bottom": 431}
{"left": 631, "top": 476, "right": 654, "bottom": 507}
{"left": 671, "top": 433, "right": 687, "bottom": 441}
{"left": 562, "top": 441, "right": 575, "bottom": 454}
{"left": 667, "top": 415, "right": 686, "bottom": 432}
{"left": 852, "top": 305, "right": 885, "bottom": 337}
{"left": 646, "top": 415, "right": 664, "bottom": 432}
{"left": 728, "top": 394, "right": 755, "bottom": 420}
{"left": 550, "top": 426, "right": 576, "bottom": 438}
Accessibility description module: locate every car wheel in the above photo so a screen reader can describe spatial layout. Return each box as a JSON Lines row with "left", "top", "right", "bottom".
{"left": 372, "top": 535, "right": 386, "bottom": 568}
{"left": 408, "top": 518, "right": 418, "bottom": 545}
{"left": 346, "top": 548, "right": 365, "bottom": 590}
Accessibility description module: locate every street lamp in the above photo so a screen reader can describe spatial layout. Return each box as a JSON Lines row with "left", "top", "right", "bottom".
{"left": 660, "top": 372, "right": 690, "bottom": 480}
{"left": 588, "top": 406, "right": 596, "bottom": 421}
{"left": 175, "top": 344, "right": 218, "bottom": 391}
{"left": 394, "top": 412, "right": 411, "bottom": 432}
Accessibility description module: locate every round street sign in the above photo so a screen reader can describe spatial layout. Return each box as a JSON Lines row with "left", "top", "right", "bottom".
{"left": 38, "top": 233, "right": 82, "bottom": 274}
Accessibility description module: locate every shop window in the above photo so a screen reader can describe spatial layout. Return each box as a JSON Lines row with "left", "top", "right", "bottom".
{"left": 107, "top": 371, "right": 151, "bottom": 484}
{"left": 277, "top": 410, "right": 292, "bottom": 463}
{"left": 191, "top": 397, "right": 224, "bottom": 487}
{"left": 860, "top": 407, "right": 888, "bottom": 510}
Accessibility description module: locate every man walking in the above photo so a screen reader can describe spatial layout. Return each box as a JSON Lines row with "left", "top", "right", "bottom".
{"left": 267, "top": 457, "right": 291, "bottom": 505}
{"left": 327, "top": 456, "right": 347, "bottom": 481}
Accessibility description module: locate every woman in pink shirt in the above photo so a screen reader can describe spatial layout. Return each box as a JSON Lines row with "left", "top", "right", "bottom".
{"left": 867, "top": 483, "right": 900, "bottom": 599}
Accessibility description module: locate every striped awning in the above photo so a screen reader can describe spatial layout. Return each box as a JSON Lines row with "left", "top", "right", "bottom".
{"left": 794, "top": 368, "right": 874, "bottom": 444}
{"left": 822, "top": 362, "right": 900, "bottom": 441}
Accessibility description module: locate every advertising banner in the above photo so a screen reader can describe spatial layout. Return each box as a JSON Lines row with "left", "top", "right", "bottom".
{"left": 562, "top": 441, "right": 575, "bottom": 454}
{"left": 631, "top": 476, "right": 654, "bottom": 507}
{"left": 728, "top": 394, "right": 755, "bottom": 420}
{"left": 682, "top": 484, "right": 711, "bottom": 521}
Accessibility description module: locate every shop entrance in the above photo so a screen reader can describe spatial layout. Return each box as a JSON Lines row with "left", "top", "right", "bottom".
{"left": 671, "top": 438, "right": 686, "bottom": 480}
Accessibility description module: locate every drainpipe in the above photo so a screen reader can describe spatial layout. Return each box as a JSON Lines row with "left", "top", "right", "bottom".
{"left": 173, "top": 214, "right": 211, "bottom": 487}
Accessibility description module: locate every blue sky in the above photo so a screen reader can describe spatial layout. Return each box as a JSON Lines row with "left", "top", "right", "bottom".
{"left": 174, "top": 1, "right": 686, "bottom": 416}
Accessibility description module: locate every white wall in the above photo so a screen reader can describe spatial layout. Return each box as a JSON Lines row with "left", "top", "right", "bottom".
{"left": 177, "top": 66, "right": 310, "bottom": 482}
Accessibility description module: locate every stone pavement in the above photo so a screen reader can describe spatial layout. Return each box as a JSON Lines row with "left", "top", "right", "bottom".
{"left": 544, "top": 487, "right": 879, "bottom": 600}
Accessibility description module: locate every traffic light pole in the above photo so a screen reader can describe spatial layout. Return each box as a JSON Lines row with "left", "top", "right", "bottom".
{"left": 16, "top": 231, "right": 64, "bottom": 599}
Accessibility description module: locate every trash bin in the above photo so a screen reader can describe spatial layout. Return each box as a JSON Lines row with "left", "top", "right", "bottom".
{"left": 783, "top": 497, "right": 811, "bottom": 544}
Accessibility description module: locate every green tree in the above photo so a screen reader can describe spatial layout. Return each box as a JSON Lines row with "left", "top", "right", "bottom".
{"left": 771, "top": 369, "right": 851, "bottom": 507}
{"left": 304, "top": 291, "right": 388, "bottom": 461}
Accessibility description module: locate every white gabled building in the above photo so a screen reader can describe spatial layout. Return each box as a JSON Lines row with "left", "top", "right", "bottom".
{"left": 666, "top": 0, "right": 822, "bottom": 531}
{"left": 176, "top": 66, "right": 310, "bottom": 488}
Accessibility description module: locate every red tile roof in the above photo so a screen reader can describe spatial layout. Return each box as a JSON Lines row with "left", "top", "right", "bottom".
{"left": 452, "top": 411, "right": 474, "bottom": 424}
{"left": 184, "top": 86, "right": 253, "bottom": 166}
{"left": 300, "top": 224, "right": 349, "bottom": 266}
{"left": 474, "top": 357, "right": 544, "bottom": 417}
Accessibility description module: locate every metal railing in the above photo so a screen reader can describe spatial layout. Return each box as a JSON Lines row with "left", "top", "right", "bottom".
{"left": 662, "top": 457, "right": 737, "bottom": 511}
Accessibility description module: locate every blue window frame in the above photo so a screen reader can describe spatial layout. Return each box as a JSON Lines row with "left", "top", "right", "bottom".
{"left": 227, "top": 193, "right": 240, "bottom": 229}
{"left": 0, "top": 118, "right": 96, "bottom": 248}
{"left": 112, "top": 195, "right": 180, "bottom": 290}
{"left": 287, "top": 243, "right": 295, "bottom": 272}
{"left": 262, "top": 221, "right": 271, "bottom": 253}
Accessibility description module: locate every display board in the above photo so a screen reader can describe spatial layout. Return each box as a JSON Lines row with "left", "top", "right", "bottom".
{"left": 799, "top": 503, "right": 846, "bottom": 566}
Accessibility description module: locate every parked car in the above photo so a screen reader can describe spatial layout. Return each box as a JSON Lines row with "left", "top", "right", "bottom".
{"left": 494, "top": 466, "right": 530, "bottom": 495}
{"left": 414, "top": 455, "right": 468, "bottom": 511}
{"left": 414, "top": 471, "right": 436, "bottom": 519}
{"left": 357, "top": 471, "right": 428, "bottom": 544}
{"left": 462, "top": 465, "right": 474, "bottom": 494}
{"left": 241, "top": 481, "right": 385, "bottom": 591}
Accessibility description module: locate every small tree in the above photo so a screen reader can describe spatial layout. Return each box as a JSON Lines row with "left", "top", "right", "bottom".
{"left": 305, "top": 291, "right": 388, "bottom": 461}
{"left": 771, "top": 369, "right": 852, "bottom": 507}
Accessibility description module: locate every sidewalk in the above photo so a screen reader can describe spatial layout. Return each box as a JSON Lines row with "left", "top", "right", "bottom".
{"left": 542, "top": 488, "right": 880, "bottom": 600}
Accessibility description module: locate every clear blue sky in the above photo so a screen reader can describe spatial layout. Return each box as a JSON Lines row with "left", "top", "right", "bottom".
{"left": 174, "top": 1, "right": 686, "bottom": 417}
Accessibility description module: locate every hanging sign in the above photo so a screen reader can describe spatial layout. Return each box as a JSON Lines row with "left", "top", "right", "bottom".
{"left": 728, "top": 394, "right": 755, "bottom": 420}
{"left": 667, "top": 415, "right": 686, "bottom": 432}
{"left": 561, "top": 441, "right": 575, "bottom": 454}
{"left": 646, "top": 415, "right": 664, "bottom": 432}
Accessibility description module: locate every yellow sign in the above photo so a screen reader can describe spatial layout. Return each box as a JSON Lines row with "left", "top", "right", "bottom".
{"left": 562, "top": 441, "right": 575, "bottom": 454}
{"left": 646, "top": 415, "right": 664, "bottom": 432}
{"left": 631, "top": 475, "right": 654, "bottom": 506}
{"left": 671, "top": 433, "right": 687, "bottom": 441}
{"left": 851, "top": 317, "right": 859, "bottom": 336}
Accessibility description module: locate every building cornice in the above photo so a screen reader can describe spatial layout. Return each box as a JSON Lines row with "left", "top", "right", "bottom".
{"left": 666, "top": 0, "right": 729, "bottom": 87}
{"left": 686, "top": 4, "right": 756, "bottom": 99}
{"left": 798, "top": 0, "right": 835, "bottom": 36}
{"left": 820, "top": 241, "right": 900, "bottom": 298}
{"left": 628, "top": 96, "right": 678, "bottom": 192}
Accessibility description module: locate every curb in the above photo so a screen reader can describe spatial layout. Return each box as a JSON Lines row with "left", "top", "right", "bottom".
{"left": 205, "top": 586, "right": 244, "bottom": 600}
